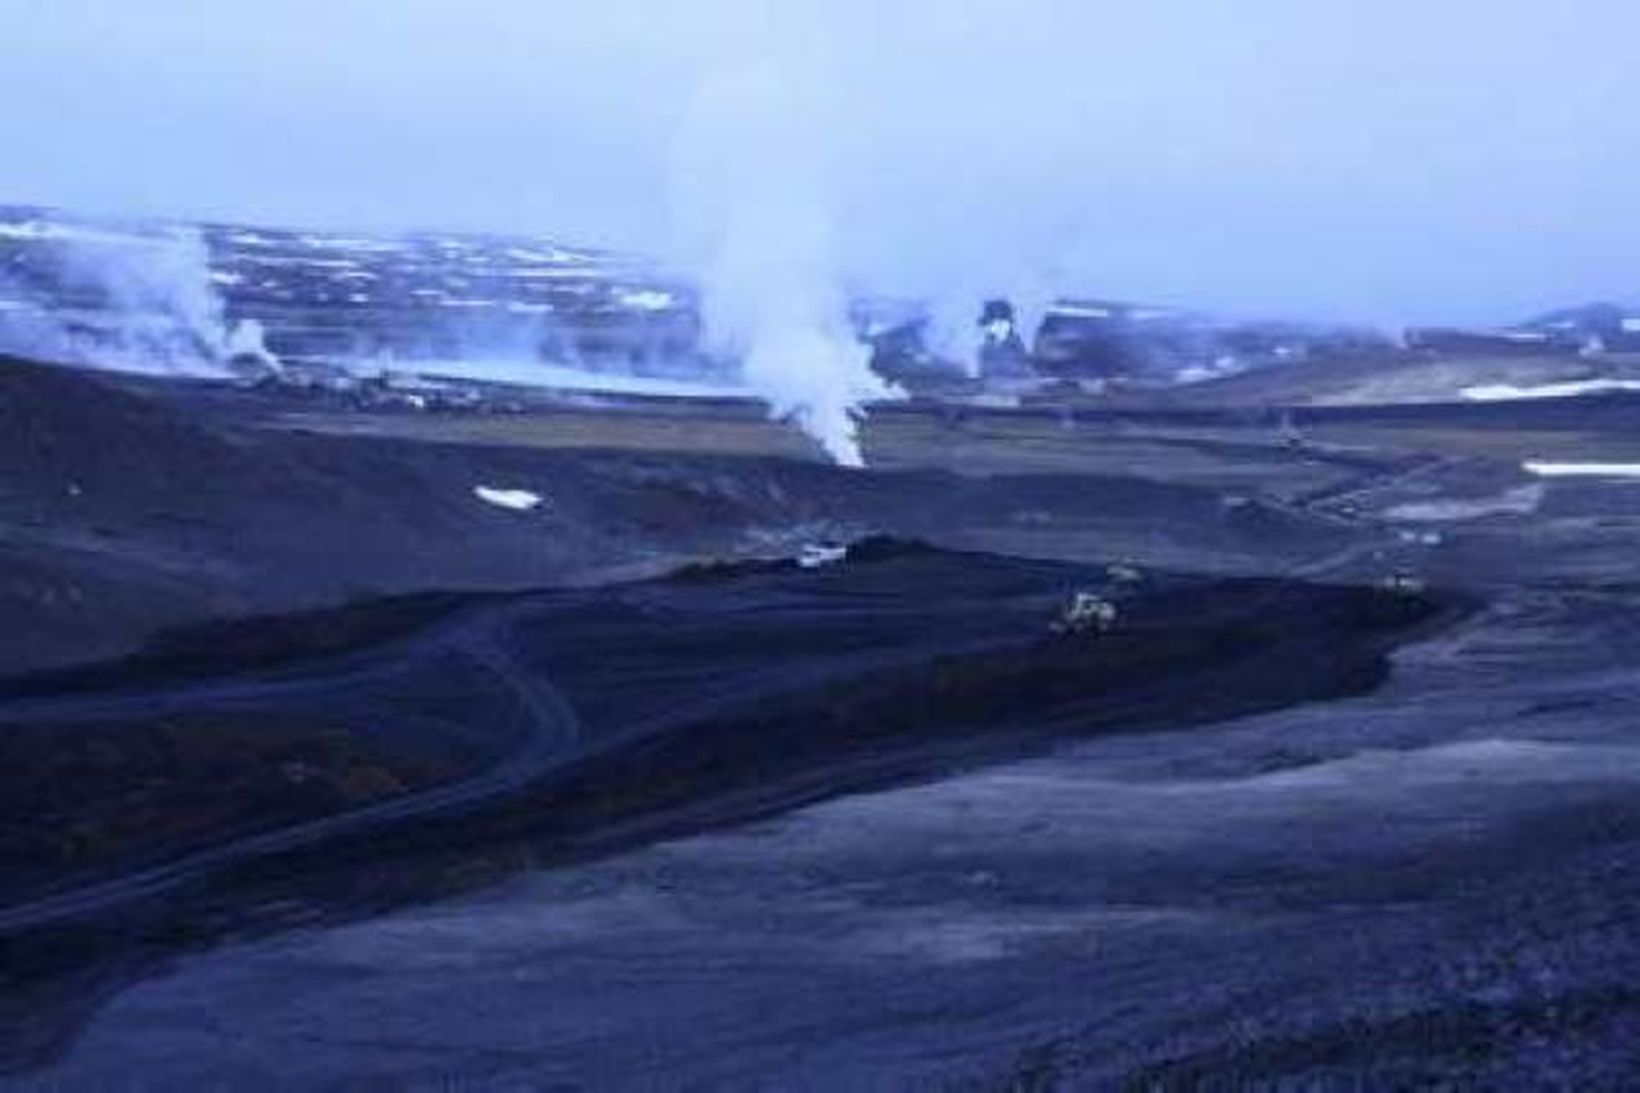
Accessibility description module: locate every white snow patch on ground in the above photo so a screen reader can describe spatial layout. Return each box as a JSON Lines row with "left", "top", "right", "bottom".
{"left": 505, "top": 246, "right": 596, "bottom": 266}
{"left": 1523, "top": 461, "right": 1640, "bottom": 479}
{"left": 1461, "top": 378, "right": 1640, "bottom": 401}
{"left": 615, "top": 288, "right": 675, "bottom": 311}
{"left": 294, "top": 257, "right": 366, "bottom": 270}
{"left": 473, "top": 486, "right": 544, "bottom": 511}
{"left": 237, "top": 255, "right": 362, "bottom": 271}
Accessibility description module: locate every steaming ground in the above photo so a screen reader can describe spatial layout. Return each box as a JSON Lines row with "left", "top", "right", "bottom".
{"left": 0, "top": 204, "right": 869, "bottom": 456}
{"left": 5, "top": 357, "right": 1640, "bottom": 1084}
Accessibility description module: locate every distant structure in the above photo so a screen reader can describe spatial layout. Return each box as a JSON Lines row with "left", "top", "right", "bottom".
{"left": 1404, "top": 303, "right": 1640, "bottom": 360}
{"left": 850, "top": 297, "right": 972, "bottom": 395}
{"left": 1030, "top": 299, "right": 1203, "bottom": 382}
{"left": 1403, "top": 326, "right": 1564, "bottom": 356}
{"left": 1516, "top": 303, "right": 1640, "bottom": 356}
{"left": 851, "top": 292, "right": 1405, "bottom": 394}
{"left": 976, "top": 298, "right": 1032, "bottom": 380}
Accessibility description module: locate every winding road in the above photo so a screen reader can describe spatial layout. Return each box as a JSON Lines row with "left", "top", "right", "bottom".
{"left": 0, "top": 599, "right": 580, "bottom": 934}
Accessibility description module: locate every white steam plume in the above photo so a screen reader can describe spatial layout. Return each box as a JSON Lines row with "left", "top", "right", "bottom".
{"left": 0, "top": 219, "right": 274, "bottom": 376}
{"left": 670, "top": 56, "right": 897, "bottom": 468}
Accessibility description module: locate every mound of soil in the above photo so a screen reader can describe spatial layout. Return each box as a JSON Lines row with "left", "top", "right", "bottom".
{"left": 0, "top": 546, "right": 1458, "bottom": 935}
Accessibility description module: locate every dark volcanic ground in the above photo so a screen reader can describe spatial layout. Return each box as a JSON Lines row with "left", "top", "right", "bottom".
{"left": 0, "top": 358, "right": 1370, "bottom": 678}
{"left": 3, "top": 357, "right": 1640, "bottom": 1088}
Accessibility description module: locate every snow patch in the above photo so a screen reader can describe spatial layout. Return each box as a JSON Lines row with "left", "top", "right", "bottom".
{"left": 473, "top": 485, "right": 544, "bottom": 511}
{"left": 616, "top": 288, "right": 675, "bottom": 312}
{"left": 1461, "top": 378, "right": 1640, "bottom": 401}
{"left": 1523, "top": 461, "right": 1640, "bottom": 479}
{"left": 506, "top": 246, "right": 594, "bottom": 266}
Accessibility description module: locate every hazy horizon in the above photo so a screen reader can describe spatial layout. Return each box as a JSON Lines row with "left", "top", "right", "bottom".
{"left": 5, "top": 1, "right": 1637, "bottom": 327}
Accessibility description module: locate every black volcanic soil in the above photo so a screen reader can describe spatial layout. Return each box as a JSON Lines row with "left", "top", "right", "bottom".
{"left": 0, "top": 715, "right": 460, "bottom": 897}
{"left": 11, "top": 352, "right": 1640, "bottom": 1087}
{"left": 0, "top": 544, "right": 1450, "bottom": 915}
{"left": 0, "top": 542, "right": 1457, "bottom": 1073}
{"left": 0, "top": 358, "right": 1364, "bottom": 678}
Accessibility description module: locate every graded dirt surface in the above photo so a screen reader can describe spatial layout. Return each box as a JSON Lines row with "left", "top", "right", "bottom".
{"left": 5, "top": 355, "right": 1640, "bottom": 1087}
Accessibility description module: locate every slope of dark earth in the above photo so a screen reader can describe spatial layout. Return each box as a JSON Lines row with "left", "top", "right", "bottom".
{"left": 0, "top": 357, "right": 1363, "bottom": 677}
{"left": 0, "top": 590, "right": 488, "bottom": 699}
{"left": 17, "top": 347, "right": 1633, "bottom": 1087}
{"left": 0, "top": 544, "right": 1456, "bottom": 1069}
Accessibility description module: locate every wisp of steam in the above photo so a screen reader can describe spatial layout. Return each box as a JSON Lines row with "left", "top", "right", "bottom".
{"left": 670, "top": 57, "right": 898, "bottom": 468}
{"left": 0, "top": 220, "right": 273, "bottom": 377}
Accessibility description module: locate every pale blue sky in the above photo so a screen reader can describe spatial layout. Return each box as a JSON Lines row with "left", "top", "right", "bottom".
{"left": 4, "top": 1, "right": 1636, "bottom": 324}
